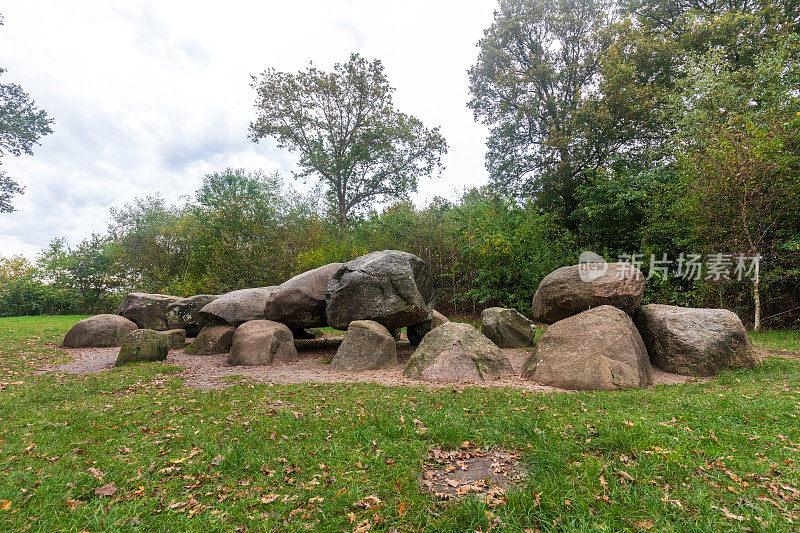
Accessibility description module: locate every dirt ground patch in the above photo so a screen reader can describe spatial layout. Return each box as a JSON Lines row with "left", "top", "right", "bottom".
{"left": 421, "top": 444, "right": 526, "bottom": 505}
{"left": 760, "top": 348, "right": 800, "bottom": 360}
{"left": 42, "top": 335, "right": 702, "bottom": 391}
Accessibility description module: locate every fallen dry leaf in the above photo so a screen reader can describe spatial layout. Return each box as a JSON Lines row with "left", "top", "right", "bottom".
{"left": 93, "top": 482, "right": 117, "bottom": 498}
{"left": 353, "top": 519, "right": 372, "bottom": 533}
{"left": 354, "top": 494, "right": 382, "bottom": 509}
{"left": 64, "top": 498, "right": 83, "bottom": 510}
{"left": 717, "top": 506, "right": 745, "bottom": 521}
{"left": 617, "top": 470, "right": 635, "bottom": 483}
{"left": 88, "top": 467, "right": 104, "bottom": 480}
{"left": 260, "top": 493, "right": 280, "bottom": 504}
{"left": 0, "top": 500, "right": 11, "bottom": 511}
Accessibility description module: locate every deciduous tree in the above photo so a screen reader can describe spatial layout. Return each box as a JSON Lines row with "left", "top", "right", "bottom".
{"left": 250, "top": 53, "right": 447, "bottom": 227}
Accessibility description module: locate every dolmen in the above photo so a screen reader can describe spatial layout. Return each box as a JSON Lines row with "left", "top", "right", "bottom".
{"left": 62, "top": 250, "right": 462, "bottom": 372}
{"left": 61, "top": 253, "right": 762, "bottom": 387}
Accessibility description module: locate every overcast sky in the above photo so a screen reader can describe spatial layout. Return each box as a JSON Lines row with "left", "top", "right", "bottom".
{"left": 0, "top": 0, "right": 495, "bottom": 257}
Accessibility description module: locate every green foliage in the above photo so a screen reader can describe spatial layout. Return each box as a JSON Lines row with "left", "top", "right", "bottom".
{"left": 186, "top": 168, "right": 295, "bottom": 292}
{"left": 107, "top": 194, "right": 192, "bottom": 294}
{"left": 250, "top": 53, "right": 448, "bottom": 226}
{"left": 468, "top": 0, "right": 673, "bottom": 227}
{"left": 37, "top": 235, "right": 122, "bottom": 313}
{"left": 0, "top": 256, "right": 54, "bottom": 316}
{"left": 455, "top": 189, "right": 575, "bottom": 312}
{"left": 671, "top": 33, "right": 800, "bottom": 323}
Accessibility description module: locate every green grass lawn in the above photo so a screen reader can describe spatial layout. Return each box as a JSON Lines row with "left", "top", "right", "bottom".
{"left": 0, "top": 316, "right": 799, "bottom": 531}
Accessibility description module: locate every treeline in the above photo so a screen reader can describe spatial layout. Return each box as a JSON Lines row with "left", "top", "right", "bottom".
{"left": 1, "top": 0, "right": 799, "bottom": 327}
{"left": 1, "top": 165, "right": 797, "bottom": 326}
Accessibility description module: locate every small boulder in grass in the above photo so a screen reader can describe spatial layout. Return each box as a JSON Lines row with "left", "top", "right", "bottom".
{"left": 404, "top": 322, "right": 513, "bottom": 383}
{"left": 116, "top": 330, "right": 169, "bottom": 366}
{"left": 480, "top": 307, "right": 536, "bottom": 348}
{"left": 634, "top": 304, "right": 761, "bottom": 376}
{"left": 63, "top": 314, "right": 137, "bottom": 348}
{"left": 162, "top": 329, "right": 187, "bottom": 349}
{"left": 228, "top": 320, "right": 298, "bottom": 366}
{"left": 185, "top": 324, "right": 236, "bottom": 355}
{"left": 330, "top": 320, "right": 397, "bottom": 371}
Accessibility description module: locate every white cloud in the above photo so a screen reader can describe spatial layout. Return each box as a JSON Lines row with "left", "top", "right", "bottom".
{"left": 0, "top": 0, "right": 495, "bottom": 257}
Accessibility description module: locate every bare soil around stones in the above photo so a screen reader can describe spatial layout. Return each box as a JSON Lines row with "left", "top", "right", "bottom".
{"left": 40, "top": 333, "right": 705, "bottom": 391}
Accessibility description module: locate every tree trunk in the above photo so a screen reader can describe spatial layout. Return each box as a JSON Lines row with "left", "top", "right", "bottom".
{"left": 336, "top": 185, "right": 348, "bottom": 229}
{"left": 753, "top": 258, "right": 761, "bottom": 331}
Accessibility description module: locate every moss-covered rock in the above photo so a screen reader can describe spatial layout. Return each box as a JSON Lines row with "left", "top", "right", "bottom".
{"left": 115, "top": 329, "right": 169, "bottom": 366}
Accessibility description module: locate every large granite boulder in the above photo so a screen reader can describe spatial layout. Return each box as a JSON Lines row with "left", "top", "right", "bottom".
{"left": 523, "top": 305, "right": 652, "bottom": 390}
{"left": 185, "top": 324, "right": 237, "bottom": 355}
{"left": 481, "top": 307, "right": 536, "bottom": 348}
{"left": 117, "top": 293, "right": 181, "bottom": 330}
{"left": 330, "top": 320, "right": 397, "bottom": 371}
{"left": 63, "top": 314, "right": 138, "bottom": 348}
{"left": 166, "top": 294, "right": 218, "bottom": 336}
{"left": 199, "top": 287, "right": 277, "bottom": 326}
{"left": 116, "top": 329, "right": 169, "bottom": 366}
{"left": 264, "top": 263, "right": 343, "bottom": 328}
{"left": 404, "top": 322, "right": 512, "bottom": 383}
{"left": 531, "top": 263, "right": 645, "bottom": 324}
{"left": 326, "top": 250, "right": 433, "bottom": 330}
{"left": 407, "top": 310, "right": 450, "bottom": 346}
{"left": 228, "top": 320, "right": 298, "bottom": 366}
{"left": 634, "top": 304, "right": 760, "bottom": 376}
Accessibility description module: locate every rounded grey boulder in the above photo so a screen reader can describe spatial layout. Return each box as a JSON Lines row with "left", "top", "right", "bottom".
{"left": 330, "top": 320, "right": 397, "bottom": 371}
{"left": 325, "top": 250, "right": 432, "bottom": 331}
{"left": 166, "top": 294, "right": 218, "bottom": 336}
{"left": 531, "top": 263, "right": 645, "bottom": 324}
{"left": 404, "top": 322, "right": 512, "bottom": 383}
{"left": 480, "top": 307, "right": 536, "bottom": 348}
{"left": 116, "top": 329, "right": 169, "bottom": 366}
{"left": 523, "top": 305, "right": 653, "bottom": 390}
{"left": 634, "top": 304, "right": 760, "bottom": 376}
{"left": 185, "top": 324, "right": 237, "bottom": 355}
{"left": 117, "top": 293, "right": 181, "bottom": 330}
{"left": 63, "top": 314, "right": 138, "bottom": 348}
{"left": 228, "top": 320, "right": 298, "bottom": 366}
{"left": 199, "top": 287, "right": 277, "bottom": 326}
{"left": 264, "top": 263, "right": 343, "bottom": 328}
{"left": 407, "top": 310, "right": 450, "bottom": 346}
